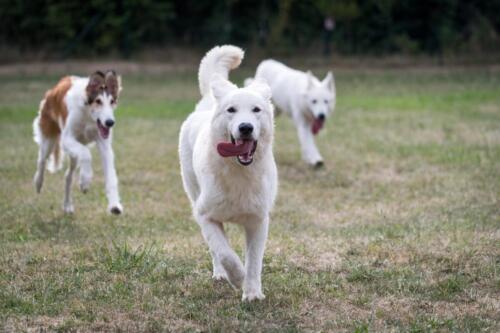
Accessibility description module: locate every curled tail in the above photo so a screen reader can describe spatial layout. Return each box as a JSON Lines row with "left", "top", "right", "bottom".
{"left": 198, "top": 45, "right": 244, "bottom": 97}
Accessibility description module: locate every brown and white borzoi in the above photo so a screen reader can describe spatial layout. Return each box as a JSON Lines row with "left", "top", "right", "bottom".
{"left": 33, "top": 70, "right": 123, "bottom": 214}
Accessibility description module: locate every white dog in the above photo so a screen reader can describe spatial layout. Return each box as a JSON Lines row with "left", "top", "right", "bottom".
{"left": 249, "top": 60, "right": 336, "bottom": 167}
{"left": 179, "top": 45, "right": 277, "bottom": 301}
{"left": 33, "top": 70, "right": 123, "bottom": 214}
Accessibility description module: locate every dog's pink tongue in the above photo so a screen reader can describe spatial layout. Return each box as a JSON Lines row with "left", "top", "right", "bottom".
{"left": 312, "top": 118, "right": 324, "bottom": 135}
{"left": 97, "top": 121, "right": 110, "bottom": 139}
{"left": 217, "top": 140, "right": 253, "bottom": 157}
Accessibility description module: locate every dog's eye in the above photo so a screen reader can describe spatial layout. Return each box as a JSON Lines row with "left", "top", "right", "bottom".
{"left": 227, "top": 107, "right": 236, "bottom": 113}
{"left": 312, "top": 99, "right": 317, "bottom": 104}
{"left": 111, "top": 99, "right": 116, "bottom": 105}
{"left": 95, "top": 99, "right": 102, "bottom": 105}
{"left": 252, "top": 107, "right": 261, "bottom": 113}
{"left": 324, "top": 99, "right": 328, "bottom": 104}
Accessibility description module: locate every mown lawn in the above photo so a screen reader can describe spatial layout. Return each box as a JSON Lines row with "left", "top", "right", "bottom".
{"left": 0, "top": 63, "right": 499, "bottom": 332}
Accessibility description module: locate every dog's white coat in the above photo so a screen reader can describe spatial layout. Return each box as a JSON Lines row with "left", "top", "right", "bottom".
{"left": 33, "top": 76, "right": 122, "bottom": 214}
{"left": 179, "top": 45, "right": 278, "bottom": 301}
{"left": 252, "top": 60, "right": 336, "bottom": 166}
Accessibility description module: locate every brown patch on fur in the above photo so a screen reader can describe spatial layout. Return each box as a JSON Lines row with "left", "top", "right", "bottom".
{"left": 85, "top": 70, "right": 121, "bottom": 103}
{"left": 39, "top": 76, "right": 72, "bottom": 139}
{"left": 104, "top": 70, "right": 120, "bottom": 100}
{"left": 86, "top": 71, "right": 105, "bottom": 103}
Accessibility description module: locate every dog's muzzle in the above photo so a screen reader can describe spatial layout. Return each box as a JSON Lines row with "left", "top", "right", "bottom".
{"left": 217, "top": 134, "right": 258, "bottom": 166}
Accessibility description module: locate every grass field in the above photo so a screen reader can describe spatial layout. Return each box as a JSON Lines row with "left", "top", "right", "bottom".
{"left": 0, "top": 63, "right": 499, "bottom": 332}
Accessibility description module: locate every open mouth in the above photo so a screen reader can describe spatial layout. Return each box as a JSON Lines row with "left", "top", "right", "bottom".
{"left": 312, "top": 117, "right": 325, "bottom": 135}
{"left": 97, "top": 119, "right": 110, "bottom": 139}
{"left": 217, "top": 135, "right": 258, "bottom": 166}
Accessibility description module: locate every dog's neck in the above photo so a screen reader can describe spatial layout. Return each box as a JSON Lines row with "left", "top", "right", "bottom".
{"left": 296, "top": 95, "right": 313, "bottom": 120}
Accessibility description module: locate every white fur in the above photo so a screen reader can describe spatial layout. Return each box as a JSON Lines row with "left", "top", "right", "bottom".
{"left": 33, "top": 76, "right": 123, "bottom": 215}
{"left": 179, "top": 45, "right": 278, "bottom": 301}
{"left": 252, "top": 60, "right": 336, "bottom": 166}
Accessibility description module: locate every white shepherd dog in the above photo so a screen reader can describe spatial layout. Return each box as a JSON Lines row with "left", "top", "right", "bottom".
{"left": 178, "top": 45, "right": 278, "bottom": 301}
{"left": 249, "top": 60, "right": 336, "bottom": 167}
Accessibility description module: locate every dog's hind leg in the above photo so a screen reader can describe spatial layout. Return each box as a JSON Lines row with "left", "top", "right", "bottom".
{"left": 242, "top": 217, "right": 269, "bottom": 301}
{"left": 63, "top": 156, "right": 77, "bottom": 213}
{"left": 46, "top": 137, "right": 64, "bottom": 173}
{"left": 34, "top": 136, "right": 56, "bottom": 193}
{"left": 197, "top": 214, "right": 245, "bottom": 288}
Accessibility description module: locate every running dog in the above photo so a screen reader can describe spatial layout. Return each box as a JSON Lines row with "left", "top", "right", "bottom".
{"left": 179, "top": 45, "right": 277, "bottom": 301}
{"left": 248, "top": 60, "right": 336, "bottom": 167}
{"left": 33, "top": 70, "right": 123, "bottom": 214}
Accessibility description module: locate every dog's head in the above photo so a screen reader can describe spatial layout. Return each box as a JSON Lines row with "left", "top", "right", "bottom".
{"left": 210, "top": 75, "right": 273, "bottom": 166}
{"left": 302, "top": 71, "right": 336, "bottom": 135}
{"left": 85, "top": 70, "right": 122, "bottom": 140}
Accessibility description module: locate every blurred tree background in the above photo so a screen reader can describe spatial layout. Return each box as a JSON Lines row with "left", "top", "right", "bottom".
{"left": 0, "top": 0, "right": 499, "bottom": 59}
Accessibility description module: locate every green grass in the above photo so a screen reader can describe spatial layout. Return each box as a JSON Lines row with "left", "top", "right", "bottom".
{"left": 0, "top": 64, "right": 499, "bottom": 331}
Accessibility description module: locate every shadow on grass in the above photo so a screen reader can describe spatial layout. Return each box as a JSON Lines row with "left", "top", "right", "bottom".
{"left": 29, "top": 214, "right": 87, "bottom": 242}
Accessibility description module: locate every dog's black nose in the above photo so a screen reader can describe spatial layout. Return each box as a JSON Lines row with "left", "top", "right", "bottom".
{"left": 238, "top": 123, "right": 253, "bottom": 135}
{"left": 318, "top": 113, "right": 326, "bottom": 121}
{"left": 105, "top": 119, "right": 115, "bottom": 128}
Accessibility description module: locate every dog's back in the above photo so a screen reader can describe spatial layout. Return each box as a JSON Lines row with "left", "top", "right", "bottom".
{"left": 254, "top": 60, "right": 307, "bottom": 116}
{"left": 33, "top": 76, "right": 73, "bottom": 174}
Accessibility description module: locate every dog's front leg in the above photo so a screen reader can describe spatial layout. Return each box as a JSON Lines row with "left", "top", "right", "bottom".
{"left": 242, "top": 217, "right": 269, "bottom": 301}
{"left": 62, "top": 133, "right": 93, "bottom": 193}
{"left": 197, "top": 213, "right": 245, "bottom": 288}
{"left": 206, "top": 221, "right": 228, "bottom": 281}
{"left": 296, "top": 120, "right": 323, "bottom": 167}
{"left": 96, "top": 138, "right": 122, "bottom": 215}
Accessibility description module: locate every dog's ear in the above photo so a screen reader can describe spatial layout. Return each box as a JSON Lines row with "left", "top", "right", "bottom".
{"left": 322, "top": 71, "right": 335, "bottom": 93}
{"left": 105, "top": 70, "right": 121, "bottom": 100}
{"left": 210, "top": 74, "right": 237, "bottom": 100}
{"left": 247, "top": 78, "right": 271, "bottom": 101}
{"left": 306, "top": 71, "right": 316, "bottom": 91}
{"left": 86, "top": 71, "right": 105, "bottom": 103}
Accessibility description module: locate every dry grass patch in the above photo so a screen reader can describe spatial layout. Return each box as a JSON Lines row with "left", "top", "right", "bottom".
{"left": 1, "top": 65, "right": 499, "bottom": 331}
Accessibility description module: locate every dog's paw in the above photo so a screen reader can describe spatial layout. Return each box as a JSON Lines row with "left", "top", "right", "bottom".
{"left": 108, "top": 203, "right": 123, "bottom": 215}
{"left": 212, "top": 271, "right": 228, "bottom": 282}
{"left": 242, "top": 289, "right": 265, "bottom": 302}
{"left": 313, "top": 160, "right": 324, "bottom": 169}
{"left": 63, "top": 203, "right": 74, "bottom": 214}
{"left": 220, "top": 253, "right": 244, "bottom": 289}
{"left": 79, "top": 174, "right": 92, "bottom": 193}
{"left": 304, "top": 155, "right": 324, "bottom": 168}
{"left": 212, "top": 265, "right": 228, "bottom": 281}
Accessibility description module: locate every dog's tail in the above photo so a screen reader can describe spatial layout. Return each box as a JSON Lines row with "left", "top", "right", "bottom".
{"left": 33, "top": 100, "right": 64, "bottom": 174}
{"left": 33, "top": 114, "right": 42, "bottom": 146}
{"left": 198, "top": 45, "right": 244, "bottom": 96}
{"left": 32, "top": 99, "right": 46, "bottom": 146}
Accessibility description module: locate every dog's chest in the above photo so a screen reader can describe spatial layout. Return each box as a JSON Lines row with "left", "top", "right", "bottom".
{"left": 75, "top": 123, "right": 98, "bottom": 144}
{"left": 204, "top": 172, "right": 269, "bottom": 222}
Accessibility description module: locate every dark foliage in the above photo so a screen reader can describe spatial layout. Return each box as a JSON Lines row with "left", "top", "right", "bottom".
{"left": 0, "top": 0, "right": 498, "bottom": 57}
